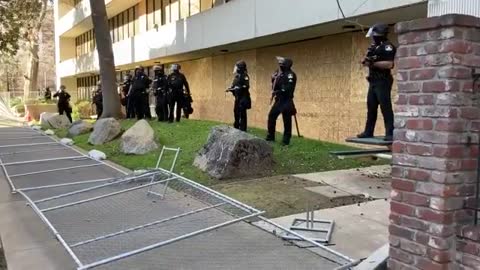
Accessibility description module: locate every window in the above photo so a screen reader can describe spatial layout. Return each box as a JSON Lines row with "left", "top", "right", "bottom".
{"left": 190, "top": 0, "right": 200, "bottom": 15}
{"left": 146, "top": 0, "right": 155, "bottom": 31}
{"left": 154, "top": 0, "right": 162, "bottom": 26}
{"left": 180, "top": 0, "right": 189, "bottom": 19}
{"left": 170, "top": 0, "right": 180, "bottom": 22}
{"left": 163, "top": 0, "right": 171, "bottom": 24}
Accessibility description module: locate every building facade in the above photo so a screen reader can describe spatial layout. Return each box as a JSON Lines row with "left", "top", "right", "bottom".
{"left": 54, "top": 0, "right": 429, "bottom": 142}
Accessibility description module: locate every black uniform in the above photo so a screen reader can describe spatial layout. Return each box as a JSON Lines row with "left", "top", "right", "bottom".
{"left": 122, "top": 78, "right": 135, "bottom": 119}
{"left": 92, "top": 89, "right": 103, "bottom": 119}
{"left": 361, "top": 40, "right": 396, "bottom": 139}
{"left": 228, "top": 72, "right": 251, "bottom": 131}
{"left": 53, "top": 90, "right": 72, "bottom": 123}
{"left": 152, "top": 73, "right": 169, "bottom": 121}
{"left": 267, "top": 66, "right": 297, "bottom": 145}
{"left": 44, "top": 88, "right": 51, "bottom": 101}
{"left": 167, "top": 72, "right": 190, "bottom": 122}
{"left": 129, "top": 73, "right": 151, "bottom": 120}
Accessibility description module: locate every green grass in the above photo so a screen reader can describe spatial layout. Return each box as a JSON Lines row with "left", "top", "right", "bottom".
{"left": 57, "top": 119, "right": 386, "bottom": 187}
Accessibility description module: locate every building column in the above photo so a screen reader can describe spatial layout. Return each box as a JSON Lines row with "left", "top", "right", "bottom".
{"left": 390, "top": 14, "right": 480, "bottom": 269}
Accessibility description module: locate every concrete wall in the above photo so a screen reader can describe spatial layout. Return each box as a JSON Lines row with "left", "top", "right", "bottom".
{"left": 55, "top": 0, "right": 424, "bottom": 77}
{"left": 181, "top": 31, "right": 397, "bottom": 143}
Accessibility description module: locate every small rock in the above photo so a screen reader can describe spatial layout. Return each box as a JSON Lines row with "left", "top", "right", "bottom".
{"left": 88, "top": 118, "right": 122, "bottom": 145}
{"left": 39, "top": 112, "right": 55, "bottom": 128}
{"left": 44, "top": 129, "right": 55, "bottom": 135}
{"left": 31, "top": 125, "right": 42, "bottom": 131}
{"left": 48, "top": 114, "right": 71, "bottom": 129}
{"left": 68, "top": 120, "right": 93, "bottom": 137}
{"left": 193, "top": 126, "right": 274, "bottom": 180}
{"left": 60, "top": 138, "right": 74, "bottom": 145}
{"left": 120, "top": 120, "right": 158, "bottom": 155}
{"left": 89, "top": 150, "right": 107, "bottom": 160}
{"left": 360, "top": 213, "right": 364, "bottom": 216}
{"left": 134, "top": 169, "right": 148, "bottom": 175}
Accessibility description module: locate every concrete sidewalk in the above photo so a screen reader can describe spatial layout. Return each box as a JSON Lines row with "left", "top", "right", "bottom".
{"left": 0, "top": 126, "right": 349, "bottom": 270}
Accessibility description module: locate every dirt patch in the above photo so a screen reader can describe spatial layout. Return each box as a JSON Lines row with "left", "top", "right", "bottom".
{"left": 212, "top": 175, "right": 367, "bottom": 218}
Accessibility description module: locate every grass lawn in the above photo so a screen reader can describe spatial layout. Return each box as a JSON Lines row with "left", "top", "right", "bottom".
{"left": 56, "top": 118, "right": 388, "bottom": 217}
{"left": 57, "top": 119, "right": 386, "bottom": 186}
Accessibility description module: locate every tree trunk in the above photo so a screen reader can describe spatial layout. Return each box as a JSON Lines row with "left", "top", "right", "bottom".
{"left": 23, "top": 0, "right": 48, "bottom": 101}
{"left": 24, "top": 43, "right": 39, "bottom": 100}
{"left": 89, "top": 0, "right": 121, "bottom": 118}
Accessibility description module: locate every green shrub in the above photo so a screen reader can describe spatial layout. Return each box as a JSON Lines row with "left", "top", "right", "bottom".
{"left": 9, "top": 97, "right": 22, "bottom": 108}
{"left": 72, "top": 100, "right": 92, "bottom": 120}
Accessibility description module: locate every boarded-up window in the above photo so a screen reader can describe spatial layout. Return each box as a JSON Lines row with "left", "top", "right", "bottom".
{"left": 200, "top": 0, "right": 212, "bottom": 11}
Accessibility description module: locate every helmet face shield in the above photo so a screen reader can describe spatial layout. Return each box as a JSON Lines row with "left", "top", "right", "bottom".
{"left": 366, "top": 27, "right": 374, "bottom": 38}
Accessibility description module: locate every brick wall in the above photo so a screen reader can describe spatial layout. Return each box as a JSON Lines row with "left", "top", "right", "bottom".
{"left": 457, "top": 226, "right": 480, "bottom": 268}
{"left": 390, "top": 14, "right": 480, "bottom": 270}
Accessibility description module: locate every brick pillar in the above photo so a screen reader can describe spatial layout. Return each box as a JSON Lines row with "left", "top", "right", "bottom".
{"left": 390, "top": 14, "right": 480, "bottom": 269}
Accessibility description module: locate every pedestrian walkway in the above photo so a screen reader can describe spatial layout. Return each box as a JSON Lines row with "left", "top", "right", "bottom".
{"left": 0, "top": 123, "right": 353, "bottom": 269}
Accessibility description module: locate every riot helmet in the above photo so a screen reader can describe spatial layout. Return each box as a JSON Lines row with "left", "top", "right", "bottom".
{"left": 276, "top": 56, "right": 293, "bottom": 72}
{"left": 233, "top": 60, "right": 247, "bottom": 74}
{"left": 366, "top": 23, "right": 389, "bottom": 44}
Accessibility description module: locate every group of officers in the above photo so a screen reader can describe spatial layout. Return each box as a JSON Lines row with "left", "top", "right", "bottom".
{"left": 92, "top": 64, "right": 193, "bottom": 123}
{"left": 62, "top": 22, "right": 396, "bottom": 147}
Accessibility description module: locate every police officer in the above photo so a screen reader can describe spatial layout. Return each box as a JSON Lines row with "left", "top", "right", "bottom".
{"left": 266, "top": 57, "right": 297, "bottom": 146}
{"left": 167, "top": 64, "right": 190, "bottom": 123}
{"left": 44, "top": 87, "right": 52, "bottom": 101}
{"left": 357, "top": 23, "right": 396, "bottom": 141}
{"left": 226, "top": 60, "right": 251, "bottom": 131}
{"left": 129, "top": 66, "right": 151, "bottom": 120}
{"left": 122, "top": 74, "right": 135, "bottom": 119}
{"left": 92, "top": 81, "right": 103, "bottom": 119}
{"left": 152, "top": 65, "right": 169, "bottom": 122}
{"left": 53, "top": 85, "right": 72, "bottom": 123}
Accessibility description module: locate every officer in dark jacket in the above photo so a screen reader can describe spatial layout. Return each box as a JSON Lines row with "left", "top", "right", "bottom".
{"left": 357, "top": 23, "right": 396, "bottom": 141}
{"left": 266, "top": 57, "right": 297, "bottom": 146}
{"left": 226, "top": 60, "right": 251, "bottom": 131}
{"left": 167, "top": 64, "right": 190, "bottom": 123}
{"left": 92, "top": 81, "right": 103, "bottom": 119}
{"left": 122, "top": 74, "right": 135, "bottom": 119}
{"left": 152, "top": 65, "right": 169, "bottom": 121}
{"left": 129, "top": 66, "right": 151, "bottom": 120}
{"left": 44, "top": 87, "right": 52, "bottom": 101}
{"left": 53, "top": 85, "right": 72, "bottom": 123}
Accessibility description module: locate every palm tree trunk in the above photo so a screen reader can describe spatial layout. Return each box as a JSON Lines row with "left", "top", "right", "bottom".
{"left": 89, "top": 0, "right": 121, "bottom": 118}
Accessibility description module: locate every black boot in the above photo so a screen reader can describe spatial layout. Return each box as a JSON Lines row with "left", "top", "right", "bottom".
{"left": 357, "top": 132, "right": 374, "bottom": 139}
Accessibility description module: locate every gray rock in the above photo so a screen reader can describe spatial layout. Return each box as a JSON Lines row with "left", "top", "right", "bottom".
{"left": 194, "top": 125, "right": 274, "bottom": 180}
{"left": 88, "top": 118, "right": 122, "bottom": 145}
{"left": 120, "top": 120, "right": 158, "bottom": 154}
{"left": 47, "top": 114, "right": 71, "bottom": 129}
{"left": 39, "top": 112, "right": 55, "bottom": 128}
{"left": 67, "top": 120, "right": 93, "bottom": 137}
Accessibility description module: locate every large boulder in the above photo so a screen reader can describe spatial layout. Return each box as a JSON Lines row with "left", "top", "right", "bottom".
{"left": 39, "top": 112, "right": 55, "bottom": 128}
{"left": 48, "top": 114, "right": 71, "bottom": 129}
{"left": 120, "top": 120, "right": 158, "bottom": 154}
{"left": 88, "top": 118, "right": 122, "bottom": 145}
{"left": 68, "top": 120, "right": 93, "bottom": 137}
{"left": 194, "top": 126, "right": 274, "bottom": 180}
